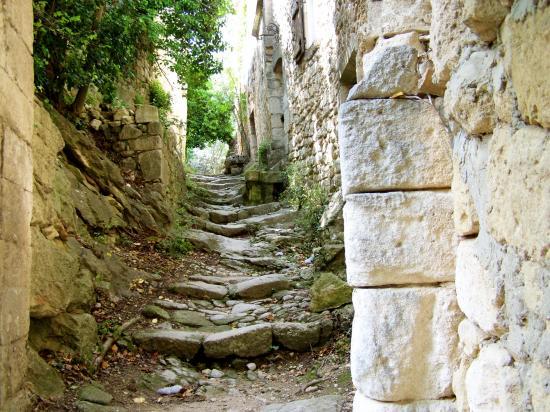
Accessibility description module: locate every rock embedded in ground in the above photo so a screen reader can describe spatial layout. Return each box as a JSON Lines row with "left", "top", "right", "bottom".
{"left": 133, "top": 330, "right": 203, "bottom": 360}
{"left": 26, "top": 348, "right": 65, "bottom": 400}
{"left": 141, "top": 305, "right": 170, "bottom": 320}
{"left": 75, "top": 401, "right": 127, "bottom": 412}
{"left": 153, "top": 299, "right": 188, "bottom": 310}
{"left": 273, "top": 322, "right": 321, "bottom": 352}
{"left": 309, "top": 272, "right": 352, "bottom": 313}
{"left": 232, "top": 302, "right": 263, "bottom": 314}
{"left": 231, "top": 274, "right": 291, "bottom": 299}
{"left": 78, "top": 384, "right": 113, "bottom": 405}
{"left": 169, "top": 281, "right": 228, "bottom": 300}
{"left": 171, "top": 310, "right": 214, "bottom": 327}
{"left": 262, "top": 395, "right": 346, "bottom": 412}
{"left": 210, "top": 313, "right": 246, "bottom": 326}
{"left": 203, "top": 324, "right": 273, "bottom": 358}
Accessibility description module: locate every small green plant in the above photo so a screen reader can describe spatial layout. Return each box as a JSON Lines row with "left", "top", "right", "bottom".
{"left": 134, "top": 93, "right": 145, "bottom": 105}
{"left": 149, "top": 80, "right": 172, "bottom": 126}
{"left": 281, "top": 162, "right": 329, "bottom": 250}
{"left": 258, "top": 140, "right": 271, "bottom": 170}
{"left": 157, "top": 234, "right": 193, "bottom": 257}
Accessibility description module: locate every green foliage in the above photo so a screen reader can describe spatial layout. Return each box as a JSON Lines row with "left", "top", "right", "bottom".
{"left": 149, "top": 80, "right": 172, "bottom": 125}
{"left": 281, "top": 163, "right": 329, "bottom": 246}
{"left": 134, "top": 93, "right": 145, "bottom": 106}
{"left": 156, "top": 207, "right": 194, "bottom": 257}
{"left": 258, "top": 140, "right": 271, "bottom": 170}
{"left": 33, "top": 0, "right": 232, "bottom": 108}
{"left": 187, "top": 82, "right": 234, "bottom": 149}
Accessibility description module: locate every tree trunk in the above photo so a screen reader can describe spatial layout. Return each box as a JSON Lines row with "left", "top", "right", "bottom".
{"left": 72, "top": 84, "right": 90, "bottom": 115}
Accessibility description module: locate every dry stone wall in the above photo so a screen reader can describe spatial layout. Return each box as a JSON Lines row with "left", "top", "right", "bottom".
{"left": 339, "top": 0, "right": 549, "bottom": 410}
{"left": 0, "top": 0, "right": 33, "bottom": 409}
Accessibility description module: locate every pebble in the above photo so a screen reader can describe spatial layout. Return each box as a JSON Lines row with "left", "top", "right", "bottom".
{"left": 305, "top": 385, "right": 318, "bottom": 393}
{"left": 210, "top": 369, "right": 224, "bottom": 379}
{"left": 253, "top": 307, "right": 268, "bottom": 315}
{"left": 259, "top": 312, "right": 272, "bottom": 320}
{"left": 157, "top": 385, "right": 183, "bottom": 395}
{"left": 246, "top": 370, "right": 257, "bottom": 381}
{"left": 247, "top": 363, "right": 257, "bottom": 371}
{"left": 202, "top": 369, "right": 211, "bottom": 376}
{"left": 282, "top": 295, "right": 294, "bottom": 302}
{"left": 226, "top": 300, "right": 242, "bottom": 306}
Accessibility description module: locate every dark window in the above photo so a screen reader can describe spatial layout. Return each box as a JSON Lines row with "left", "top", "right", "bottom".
{"left": 291, "top": 0, "right": 305, "bottom": 62}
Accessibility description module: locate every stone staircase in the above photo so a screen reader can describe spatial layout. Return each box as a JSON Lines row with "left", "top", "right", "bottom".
{"left": 130, "top": 174, "right": 334, "bottom": 364}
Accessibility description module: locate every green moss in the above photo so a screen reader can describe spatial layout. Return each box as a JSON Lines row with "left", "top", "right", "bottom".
{"left": 309, "top": 272, "right": 352, "bottom": 313}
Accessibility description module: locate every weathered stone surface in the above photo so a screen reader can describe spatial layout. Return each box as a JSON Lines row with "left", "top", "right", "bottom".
{"left": 354, "top": 391, "right": 457, "bottom": 411}
{"left": 138, "top": 149, "right": 163, "bottom": 181}
{"left": 363, "top": 0, "right": 431, "bottom": 38}
{"left": 351, "top": 287, "right": 462, "bottom": 401}
{"left": 141, "top": 305, "right": 170, "bottom": 320}
{"left": 444, "top": 50, "right": 496, "bottom": 135}
{"left": 456, "top": 239, "right": 505, "bottom": 336}
{"left": 349, "top": 45, "right": 418, "bottom": 99}
{"left": 29, "top": 313, "right": 98, "bottom": 359}
{"left": 486, "top": 126, "right": 549, "bottom": 261}
{"left": 171, "top": 310, "right": 214, "bottom": 327}
{"left": 78, "top": 384, "right": 113, "bottom": 405}
{"left": 465, "top": 344, "right": 522, "bottom": 411}
{"left": 262, "top": 395, "right": 345, "bottom": 412}
{"left": 309, "top": 272, "right": 351, "bottom": 313}
{"left": 203, "top": 324, "right": 272, "bottom": 358}
{"left": 339, "top": 99, "right": 451, "bottom": 195}
{"left": 186, "top": 229, "right": 260, "bottom": 257}
{"left": 133, "top": 330, "right": 203, "bottom": 359}
{"left": 272, "top": 322, "right": 321, "bottom": 352}
{"left": 135, "top": 105, "right": 159, "bottom": 124}
{"left": 119, "top": 125, "right": 142, "bottom": 140}
{"left": 430, "top": 0, "right": 478, "bottom": 84}
{"left": 502, "top": 6, "right": 550, "bottom": 128}
{"left": 232, "top": 274, "right": 290, "bottom": 299}
{"left": 344, "top": 192, "right": 456, "bottom": 287}
{"left": 26, "top": 348, "right": 65, "bottom": 400}
{"left": 463, "top": 0, "right": 509, "bottom": 42}
{"left": 452, "top": 156, "right": 479, "bottom": 236}
{"left": 128, "top": 136, "right": 162, "bottom": 152}
{"left": 169, "top": 281, "right": 228, "bottom": 300}
{"left": 458, "top": 318, "right": 489, "bottom": 359}
{"left": 75, "top": 401, "right": 127, "bottom": 412}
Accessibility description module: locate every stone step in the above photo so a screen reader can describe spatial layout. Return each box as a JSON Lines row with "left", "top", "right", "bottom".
{"left": 168, "top": 274, "right": 291, "bottom": 300}
{"left": 261, "top": 395, "right": 345, "bottom": 412}
{"left": 132, "top": 320, "right": 332, "bottom": 360}
{"left": 185, "top": 229, "right": 261, "bottom": 256}
{"left": 189, "top": 274, "right": 252, "bottom": 285}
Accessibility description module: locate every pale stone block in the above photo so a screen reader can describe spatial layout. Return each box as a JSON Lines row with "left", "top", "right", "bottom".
{"left": 128, "top": 135, "right": 162, "bottom": 152}
{"left": 354, "top": 391, "right": 458, "bottom": 411}
{"left": 349, "top": 45, "right": 419, "bottom": 99}
{"left": 364, "top": 0, "right": 431, "bottom": 38}
{"left": 502, "top": 7, "right": 550, "bottom": 128}
{"left": 465, "top": 344, "right": 522, "bottom": 411}
{"left": 138, "top": 149, "right": 164, "bottom": 182}
{"left": 344, "top": 192, "right": 456, "bottom": 287}
{"left": 2, "top": 126, "right": 32, "bottom": 190}
{"left": 0, "top": 338, "right": 27, "bottom": 402}
{"left": 0, "top": 287, "right": 29, "bottom": 345}
{"left": 430, "top": 0, "right": 479, "bottom": 84}
{"left": 119, "top": 125, "right": 143, "bottom": 140}
{"left": 528, "top": 361, "right": 550, "bottom": 412}
{"left": 135, "top": 104, "right": 159, "bottom": 124}
{"left": 338, "top": 100, "right": 452, "bottom": 196}
{"left": 0, "top": 70, "right": 33, "bottom": 141}
{"left": 444, "top": 50, "right": 496, "bottom": 135}
{"left": 5, "top": 0, "right": 34, "bottom": 51}
{"left": 5, "top": 24, "right": 33, "bottom": 100}
{"left": 463, "top": 0, "right": 509, "bottom": 42}
{"left": 452, "top": 357, "right": 470, "bottom": 412}
{"left": 458, "top": 318, "right": 489, "bottom": 359}
{"left": 452, "top": 154, "right": 479, "bottom": 236}
{"left": 0, "top": 178, "right": 32, "bottom": 246}
{"left": 456, "top": 239, "right": 506, "bottom": 336}
{"left": 486, "top": 125, "right": 549, "bottom": 262}
{"left": 351, "top": 286, "right": 462, "bottom": 401}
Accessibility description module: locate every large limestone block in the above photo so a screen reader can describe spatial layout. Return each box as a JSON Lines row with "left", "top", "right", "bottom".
{"left": 456, "top": 239, "right": 506, "bottom": 336}
{"left": 133, "top": 330, "right": 202, "bottom": 360}
{"left": 354, "top": 391, "right": 457, "bottom": 411}
{"left": 138, "top": 149, "right": 164, "bottom": 182}
{"left": 351, "top": 287, "right": 462, "bottom": 401}
{"left": 452, "top": 155, "right": 479, "bottom": 236}
{"left": 444, "top": 50, "right": 496, "bottom": 135}
{"left": 135, "top": 105, "right": 159, "bottom": 124}
{"left": 338, "top": 100, "right": 452, "bottom": 195}
{"left": 465, "top": 344, "right": 522, "bottom": 411}
{"left": 430, "top": 0, "right": 478, "bottom": 84}
{"left": 203, "top": 324, "right": 272, "bottom": 358}
{"left": 363, "top": 0, "right": 431, "bottom": 38}
{"left": 344, "top": 192, "right": 456, "bottom": 287}
{"left": 487, "top": 126, "right": 549, "bottom": 261}
{"left": 502, "top": 6, "right": 550, "bottom": 128}
{"left": 349, "top": 45, "right": 419, "bottom": 99}
{"left": 463, "top": 0, "right": 509, "bottom": 42}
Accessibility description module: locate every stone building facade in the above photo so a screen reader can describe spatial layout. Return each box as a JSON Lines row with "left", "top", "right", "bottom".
{"left": 0, "top": 0, "right": 33, "bottom": 409}
{"left": 245, "top": 0, "right": 549, "bottom": 410}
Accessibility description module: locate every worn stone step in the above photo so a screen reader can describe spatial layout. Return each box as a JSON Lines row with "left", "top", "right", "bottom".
{"left": 186, "top": 229, "right": 261, "bottom": 256}
{"left": 171, "top": 310, "right": 214, "bottom": 327}
{"left": 203, "top": 324, "right": 273, "bottom": 358}
{"left": 189, "top": 274, "right": 251, "bottom": 285}
{"left": 235, "top": 208, "right": 297, "bottom": 227}
{"left": 230, "top": 274, "right": 291, "bottom": 299}
{"left": 133, "top": 330, "right": 203, "bottom": 360}
{"left": 169, "top": 281, "right": 228, "bottom": 299}
{"left": 261, "top": 395, "right": 345, "bottom": 412}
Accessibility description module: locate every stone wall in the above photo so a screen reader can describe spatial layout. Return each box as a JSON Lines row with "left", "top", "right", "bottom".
{"left": 244, "top": 0, "right": 368, "bottom": 191}
{"left": 0, "top": 0, "right": 33, "bottom": 409}
{"left": 339, "top": 0, "right": 549, "bottom": 410}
